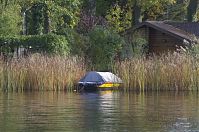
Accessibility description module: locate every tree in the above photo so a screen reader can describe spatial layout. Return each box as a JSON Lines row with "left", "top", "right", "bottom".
{"left": 0, "top": 0, "right": 20, "bottom": 9}
{"left": 0, "top": 1, "right": 22, "bottom": 35}
{"left": 1, "top": 0, "right": 82, "bottom": 35}
{"left": 161, "top": 0, "right": 188, "bottom": 21}
{"left": 187, "top": 0, "right": 199, "bottom": 22}
{"left": 131, "top": 0, "right": 141, "bottom": 26}
{"left": 105, "top": 0, "right": 176, "bottom": 30}
{"left": 88, "top": 26, "right": 124, "bottom": 70}
{"left": 24, "top": 2, "right": 48, "bottom": 35}
{"left": 130, "top": 0, "right": 176, "bottom": 26}
{"left": 47, "top": 0, "right": 81, "bottom": 30}
{"left": 106, "top": 2, "right": 131, "bottom": 32}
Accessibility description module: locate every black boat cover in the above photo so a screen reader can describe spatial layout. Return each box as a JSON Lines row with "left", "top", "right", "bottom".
{"left": 78, "top": 71, "right": 122, "bottom": 84}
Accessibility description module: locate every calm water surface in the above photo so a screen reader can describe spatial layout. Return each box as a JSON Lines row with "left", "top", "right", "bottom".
{"left": 0, "top": 91, "right": 199, "bottom": 132}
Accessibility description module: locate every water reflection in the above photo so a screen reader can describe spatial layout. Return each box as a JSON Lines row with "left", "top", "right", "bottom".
{"left": 0, "top": 91, "right": 199, "bottom": 131}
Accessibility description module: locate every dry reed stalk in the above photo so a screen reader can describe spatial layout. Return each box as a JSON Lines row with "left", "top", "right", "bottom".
{"left": 0, "top": 55, "right": 86, "bottom": 91}
{"left": 1, "top": 53, "right": 199, "bottom": 92}
{"left": 115, "top": 53, "right": 199, "bottom": 91}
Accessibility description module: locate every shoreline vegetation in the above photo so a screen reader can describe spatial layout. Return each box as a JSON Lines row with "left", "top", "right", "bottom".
{"left": 1, "top": 0, "right": 199, "bottom": 92}
{"left": 116, "top": 53, "right": 199, "bottom": 92}
{"left": 1, "top": 53, "right": 199, "bottom": 92}
{"left": 0, "top": 55, "right": 86, "bottom": 92}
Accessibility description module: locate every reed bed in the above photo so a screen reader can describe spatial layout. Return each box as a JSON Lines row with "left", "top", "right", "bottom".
{"left": 115, "top": 53, "right": 199, "bottom": 91}
{"left": 0, "top": 55, "right": 86, "bottom": 92}
{"left": 1, "top": 53, "right": 199, "bottom": 92}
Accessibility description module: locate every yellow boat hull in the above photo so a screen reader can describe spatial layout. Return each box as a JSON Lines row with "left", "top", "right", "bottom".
{"left": 78, "top": 82, "right": 121, "bottom": 91}
{"left": 98, "top": 83, "right": 120, "bottom": 88}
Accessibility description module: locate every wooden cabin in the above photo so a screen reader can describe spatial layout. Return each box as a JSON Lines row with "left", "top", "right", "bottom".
{"left": 122, "top": 21, "right": 199, "bottom": 55}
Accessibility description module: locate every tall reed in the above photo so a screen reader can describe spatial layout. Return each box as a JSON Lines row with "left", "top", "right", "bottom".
{"left": 1, "top": 53, "right": 199, "bottom": 92}
{"left": 0, "top": 55, "right": 86, "bottom": 92}
{"left": 115, "top": 53, "right": 199, "bottom": 91}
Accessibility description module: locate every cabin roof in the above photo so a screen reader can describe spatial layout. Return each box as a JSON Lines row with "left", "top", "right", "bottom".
{"left": 165, "top": 21, "right": 199, "bottom": 37}
{"left": 124, "top": 21, "right": 199, "bottom": 43}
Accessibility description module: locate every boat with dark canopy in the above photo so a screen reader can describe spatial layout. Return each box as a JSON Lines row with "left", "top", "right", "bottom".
{"left": 78, "top": 71, "right": 122, "bottom": 91}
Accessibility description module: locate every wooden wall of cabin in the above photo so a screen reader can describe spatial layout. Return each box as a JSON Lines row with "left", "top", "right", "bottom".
{"left": 148, "top": 27, "right": 183, "bottom": 54}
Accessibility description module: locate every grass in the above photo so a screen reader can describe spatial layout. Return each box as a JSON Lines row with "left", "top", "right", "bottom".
{"left": 1, "top": 53, "right": 199, "bottom": 92}
{"left": 115, "top": 53, "right": 199, "bottom": 92}
{"left": 0, "top": 54, "right": 86, "bottom": 92}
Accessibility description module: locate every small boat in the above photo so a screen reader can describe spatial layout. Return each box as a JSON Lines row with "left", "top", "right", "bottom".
{"left": 78, "top": 71, "right": 122, "bottom": 91}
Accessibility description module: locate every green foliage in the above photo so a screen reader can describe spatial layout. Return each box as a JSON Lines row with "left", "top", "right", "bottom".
{"left": 193, "top": 10, "right": 199, "bottom": 22}
{"left": 185, "top": 39, "right": 199, "bottom": 58}
{"left": 0, "top": 0, "right": 194, "bottom": 61}
{"left": 69, "top": 33, "right": 89, "bottom": 56}
{"left": 0, "top": 34, "right": 69, "bottom": 56}
{"left": 187, "top": 0, "right": 199, "bottom": 22}
{"left": 45, "top": 0, "right": 81, "bottom": 30}
{"left": 18, "top": 0, "right": 81, "bottom": 35}
{"left": 176, "top": 38, "right": 199, "bottom": 58}
{"left": 140, "top": 0, "right": 177, "bottom": 21}
{"left": 24, "top": 34, "right": 69, "bottom": 55}
{"left": 0, "top": 5, "right": 22, "bottom": 35}
{"left": 55, "top": 26, "right": 89, "bottom": 56}
{"left": 131, "top": 37, "right": 147, "bottom": 57}
{"left": 126, "top": 30, "right": 148, "bottom": 57}
{"left": 0, "top": 36, "right": 20, "bottom": 56}
{"left": 103, "top": 0, "right": 177, "bottom": 27}
{"left": 26, "top": 2, "right": 48, "bottom": 35}
{"left": 138, "top": 0, "right": 176, "bottom": 9}
{"left": 106, "top": 3, "right": 131, "bottom": 32}
{"left": 96, "top": 0, "right": 113, "bottom": 16}
{"left": 88, "top": 26, "right": 125, "bottom": 70}
{"left": 162, "top": 1, "right": 187, "bottom": 21}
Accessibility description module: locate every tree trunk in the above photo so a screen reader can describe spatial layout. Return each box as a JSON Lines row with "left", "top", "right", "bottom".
{"left": 131, "top": 0, "right": 141, "bottom": 27}
{"left": 22, "top": 11, "right": 27, "bottom": 35}
{"left": 43, "top": 5, "right": 51, "bottom": 34}
{"left": 187, "top": 0, "right": 199, "bottom": 22}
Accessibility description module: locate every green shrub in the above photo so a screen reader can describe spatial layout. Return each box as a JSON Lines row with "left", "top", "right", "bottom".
{"left": 0, "top": 34, "right": 70, "bottom": 56}
{"left": 0, "top": 36, "right": 21, "bottom": 56}
{"left": 69, "top": 32, "right": 89, "bottom": 56}
{"left": 131, "top": 37, "right": 147, "bottom": 57}
{"left": 88, "top": 26, "right": 125, "bottom": 70}
{"left": 55, "top": 27, "right": 89, "bottom": 56}
{"left": 24, "top": 34, "right": 69, "bottom": 55}
{"left": 126, "top": 30, "right": 148, "bottom": 57}
{"left": 184, "top": 38, "right": 199, "bottom": 58}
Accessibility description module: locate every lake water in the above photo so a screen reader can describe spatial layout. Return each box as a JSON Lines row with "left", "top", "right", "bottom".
{"left": 0, "top": 91, "right": 199, "bottom": 132}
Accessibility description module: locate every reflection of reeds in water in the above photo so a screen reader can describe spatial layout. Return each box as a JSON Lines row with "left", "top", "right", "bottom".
{"left": 115, "top": 53, "right": 199, "bottom": 91}
{"left": 0, "top": 55, "right": 86, "bottom": 91}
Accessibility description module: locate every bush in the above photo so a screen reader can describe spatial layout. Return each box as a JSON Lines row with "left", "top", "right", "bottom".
{"left": 0, "top": 36, "right": 21, "bottom": 56}
{"left": 125, "top": 30, "right": 148, "bottom": 57}
{"left": 55, "top": 27, "right": 89, "bottom": 57}
{"left": 88, "top": 26, "right": 125, "bottom": 70}
{"left": 24, "top": 34, "right": 69, "bottom": 55}
{"left": 131, "top": 37, "right": 147, "bottom": 57}
{"left": 0, "top": 34, "right": 70, "bottom": 56}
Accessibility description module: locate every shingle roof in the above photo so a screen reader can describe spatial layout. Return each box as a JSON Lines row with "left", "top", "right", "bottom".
{"left": 165, "top": 21, "right": 199, "bottom": 37}
{"left": 124, "top": 21, "right": 199, "bottom": 43}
